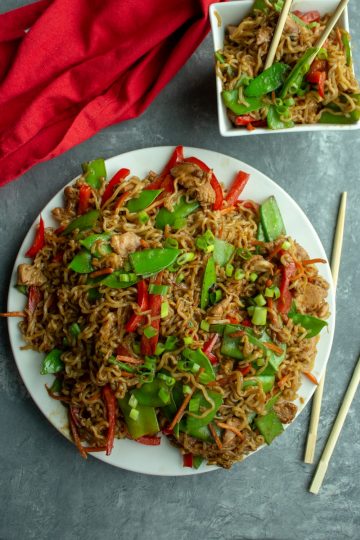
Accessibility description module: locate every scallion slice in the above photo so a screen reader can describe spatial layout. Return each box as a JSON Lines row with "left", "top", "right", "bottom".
{"left": 143, "top": 326, "right": 158, "bottom": 339}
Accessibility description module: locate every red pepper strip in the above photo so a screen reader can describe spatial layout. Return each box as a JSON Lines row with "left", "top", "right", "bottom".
{"left": 145, "top": 146, "right": 184, "bottom": 190}
{"left": 308, "top": 59, "right": 328, "bottom": 75}
{"left": 160, "top": 174, "right": 175, "bottom": 194}
{"left": 227, "top": 315, "right": 240, "bottom": 324}
{"left": 77, "top": 184, "right": 92, "bottom": 215}
{"left": 54, "top": 224, "right": 66, "bottom": 235}
{"left": 141, "top": 274, "right": 162, "bottom": 356}
{"left": 251, "top": 120, "right": 268, "bottom": 128}
{"left": 25, "top": 216, "right": 45, "bottom": 258}
{"left": 52, "top": 252, "right": 64, "bottom": 263}
{"left": 246, "top": 123, "right": 255, "bottom": 132}
{"left": 125, "top": 280, "right": 149, "bottom": 333}
{"left": 185, "top": 156, "right": 224, "bottom": 211}
{"left": 225, "top": 171, "right": 250, "bottom": 207}
{"left": 306, "top": 71, "right": 326, "bottom": 98}
{"left": 239, "top": 364, "right": 251, "bottom": 375}
{"left": 235, "top": 115, "right": 255, "bottom": 126}
{"left": 101, "top": 168, "right": 130, "bottom": 206}
{"left": 69, "top": 409, "right": 87, "bottom": 459}
{"left": 102, "top": 384, "right": 117, "bottom": 456}
{"left": 293, "top": 9, "right": 321, "bottom": 23}
{"left": 135, "top": 436, "right": 161, "bottom": 446}
{"left": 183, "top": 453, "right": 193, "bottom": 468}
{"left": 277, "top": 258, "right": 297, "bottom": 314}
{"left": 27, "top": 286, "right": 42, "bottom": 315}
{"left": 241, "top": 319, "right": 252, "bottom": 327}
{"left": 202, "top": 334, "right": 219, "bottom": 365}
{"left": 206, "top": 351, "right": 218, "bottom": 365}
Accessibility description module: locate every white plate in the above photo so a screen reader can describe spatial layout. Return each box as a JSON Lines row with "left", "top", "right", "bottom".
{"left": 210, "top": 0, "right": 359, "bottom": 137}
{"left": 7, "top": 146, "right": 335, "bottom": 476}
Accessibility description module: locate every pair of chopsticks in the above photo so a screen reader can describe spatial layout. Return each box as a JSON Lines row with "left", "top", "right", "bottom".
{"left": 265, "top": 0, "right": 351, "bottom": 69}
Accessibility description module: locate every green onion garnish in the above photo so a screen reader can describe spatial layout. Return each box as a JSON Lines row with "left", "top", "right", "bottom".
{"left": 273, "top": 286, "right": 280, "bottom": 299}
{"left": 189, "top": 396, "right": 201, "bottom": 413}
{"left": 251, "top": 306, "right": 267, "bottom": 326}
{"left": 237, "top": 248, "right": 253, "bottom": 260}
{"left": 234, "top": 269, "right": 245, "bottom": 280}
{"left": 158, "top": 387, "right": 170, "bottom": 404}
{"left": 210, "top": 289, "right": 223, "bottom": 305}
{"left": 281, "top": 240, "right": 291, "bottom": 250}
{"left": 225, "top": 263, "right": 234, "bottom": 277}
{"left": 254, "top": 294, "right": 266, "bottom": 307}
{"left": 157, "top": 373, "right": 176, "bottom": 386}
{"left": 69, "top": 322, "right": 81, "bottom": 338}
{"left": 148, "top": 284, "right": 169, "bottom": 295}
{"left": 161, "top": 301, "right": 169, "bottom": 318}
{"left": 177, "top": 252, "right": 195, "bottom": 265}
{"left": 265, "top": 287, "right": 275, "bottom": 298}
{"left": 249, "top": 272, "right": 258, "bottom": 282}
{"left": 155, "top": 343, "right": 165, "bottom": 356}
{"left": 132, "top": 341, "right": 141, "bottom": 354}
{"left": 129, "top": 408, "right": 139, "bottom": 420}
{"left": 190, "top": 362, "right": 200, "bottom": 374}
{"left": 257, "top": 357, "right": 266, "bottom": 367}
{"left": 183, "top": 336, "right": 193, "bottom": 346}
{"left": 138, "top": 211, "right": 149, "bottom": 224}
{"left": 164, "top": 238, "right": 179, "bottom": 249}
{"left": 128, "top": 394, "right": 138, "bottom": 409}
{"left": 144, "top": 356, "right": 157, "bottom": 369}
{"left": 183, "top": 384, "right": 192, "bottom": 395}
{"left": 247, "top": 306, "right": 255, "bottom": 316}
{"left": 143, "top": 326, "right": 158, "bottom": 339}
{"left": 176, "top": 273, "right": 185, "bottom": 284}
{"left": 200, "top": 320, "right": 210, "bottom": 332}
{"left": 165, "top": 336, "right": 178, "bottom": 351}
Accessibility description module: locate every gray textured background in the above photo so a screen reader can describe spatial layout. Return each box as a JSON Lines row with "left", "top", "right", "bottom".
{"left": 0, "top": 1, "right": 359, "bottom": 539}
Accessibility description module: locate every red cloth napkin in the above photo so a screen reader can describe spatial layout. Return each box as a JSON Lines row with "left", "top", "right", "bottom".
{"left": 0, "top": 0, "right": 221, "bottom": 186}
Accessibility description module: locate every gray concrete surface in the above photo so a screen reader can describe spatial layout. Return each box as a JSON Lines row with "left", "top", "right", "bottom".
{"left": 0, "top": 2, "right": 359, "bottom": 539}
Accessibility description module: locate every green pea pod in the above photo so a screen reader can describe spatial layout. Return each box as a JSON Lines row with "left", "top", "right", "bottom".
{"left": 80, "top": 232, "right": 111, "bottom": 250}
{"left": 101, "top": 271, "right": 138, "bottom": 289}
{"left": 260, "top": 335, "right": 286, "bottom": 376}
{"left": 155, "top": 196, "right": 199, "bottom": 230}
{"left": 222, "top": 90, "right": 265, "bottom": 115}
{"left": 260, "top": 195, "right": 286, "bottom": 242}
{"left": 200, "top": 256, "right": 216, "bottom": 310}
{"left": 267, "top": 105, "right": 294, "bottom": 130}
{"left": 243, "top": 375, "right": 275, "bottom": 393}
{"left": 63, "top": 209, "right": 100, "bottom": 235}
{"left": 341, "top": 31, "right": 352, "bottom": 66}
{"left": 81, "top": 158, "right": 106, "bottom": 189}
{"left": 265, "top": 392, "right": 282, "bottom": 412}
{"left": 182, "top": 348, "right": 216, "bottom": 384}
{"left": 213, "top": 238, "right": 235, "bottom": 267}
{"left": 319, "top": 110, "right": 360, "bottom": 125}
{"left": 257, "top": 222, "right": 266, "bottom": 242}
{"left": 126, "top": 190, "right": 163, "bottom": 213}
{"left": 279, "top": 47, "right": 318, "bottom": 99}
{"left": 245, "top": 63, "right": 289, "bottom": 98}
{"left": 118, "top": 398, "right": 159, "bottom": 439}
{"left": 288, "top": 303, "right": 327, "bottom": 338}
{"left": 40, "top": 349, "right": 64, "bottom": 375}
{"left": 185, "top": 390, "right": 223, "bottom": 430}
{"left": 130, "top": 248, "right": 181, "bottom": 275}
{"left": 68, "top": 250, "right": 94, "bottom": 274}
{"left": 254, "top": 410, "right": 284, "bottom": 444}
{"left": 215, "top": 51, "right": 225, "bottom": 63}
{"left": 132, "top": 379, "right": 170, "bottom": 407}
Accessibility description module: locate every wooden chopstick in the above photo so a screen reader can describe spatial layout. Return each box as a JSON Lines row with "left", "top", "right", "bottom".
{"left": 309, "top": 355, "right": 360, "bottom": 494}
{"left": 264, "top": 0, "right": 293, "bottom": 69}
{"left": 304, "top": 192, "right": 347, "bottom": 464}
{"left": 314, "top": 0, "right": 350, "bottom": 51}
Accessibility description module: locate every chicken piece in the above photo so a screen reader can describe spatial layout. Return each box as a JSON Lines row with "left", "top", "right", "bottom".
{"left": 244, "top": 255, "right": 273, "bottom": 274}
{"left": 256, "top": 26, "right": 273, "bottom": 46}
{"left": 295, "top": 283, "right": 327, "bottom": 313}
{"left": 171, "top": 162, "right": 215, "bottom": 207}
{"left": 17, "top": 264, "right": 46, "bottom": 286}
{"left": 207, "top": 297, "right": 231, "bottom": 319}
{"left": 110, "top": 232, "right": 141, "bottom": 258}
{"left": 273, "top": 401, "right": 297, "bottom": 424}
{"left": 222, "top": 418, "right": 243, "bottom": 448}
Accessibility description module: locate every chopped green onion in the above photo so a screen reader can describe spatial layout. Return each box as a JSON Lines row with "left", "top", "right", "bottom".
{"left": 178, "top": 360, "right": 193, "bottom": 372}
{"left": 165, "top": 336, "right": 178, "bottom": 351}
{"left": 281, "top": 240, "right": 291, "bottom": 250}
{"left": 164, "top": 238, "right": 179, "bottom": 249}
{"left": 183, "top": 384, "right": 192, "bottom": 395}
{"left": 129, "top": 408, "right": 139, "bottom": 421}
{"left": 175, "top": 272, "right": 185, "bottom": 284}
{"left": 247, "top": 306, "right": 255, "bottom": 316}
{"left": 190, "top": 362, "right": 200, "bottom": 374}
{"left": 234, "top": 269, "right": 245, "bottom": 280}
{"left": 143, "top": 326, "right": 158, "bottom": 339}
{"left": 161, "top": 301, "right": 169, "bottom": 319}
{"left": 249, "top": 272, "right": 258, "bottom": 282}
{"left": 200, "top": 320, "right": 210, "bottom": 332}
{"left": 283, "top": 98, "right": 295, "bottom": 107}
{"left": 139, "top": 371, "right": 154, "bottom": 383}
{"left": 273, "top": 286, "right": 280, "bottom": 299}
{"left": 157, "top": 373, "right": 176, "bottom": 386}
{"left": 189, "top": 396, "right": 201, "bottom": 413}
{"left": 128, "top": 394, "right": 138, "bottom": 409}
{"left": 225, "top": 263, "right": 234, "bottom": 277}
{"left": 254, "top": 294, "right": 266, "bottom": 307}
{"left": 69, "top": 322, "right": 81, "bottom": 337}
{"left": 210, "top": 289, "right": 223, "bottom": 305}
{"left": 251, "top": 306, "right": 267, "bottom": 325}
{"left": 183, "top": 336, "right": 193, "bottom": 346}
{"left": 215, "top": 51, "right": 225, "bottom": 63}
{"left": 155, "top": 343, "right": 165, "bottom": 356}
{"left": 158, "top": 387, "right": 171, "bottom": 404}
{"left": 317, "top": 47, "right": 328, "bottom": 60}
{"left": 148, "top": 284, "right": 169, "bottom": 295}
{"left": 196, "top": 230, "right": 215, "bottom": 252}
{"left": 144, "top": 356, "right": 157, "bottom": 369}
{"left": 133, "top": 341, "right": 141, "bottom": 354}
{"left": 237, "top": 248, "right": 253, "bottom": 260}
{"left": 177, "top": 252, "right": 195, "bottom": 265}
{"left": 205, "top": 245, "right": 215, "bottom": 253}
{"left": 167, "top": 263, "right": 179, "bottom": 273}
{"left": 138, "top": 211, "right": 149, "bottom": 224}
{"left": 116, "top": 273, "right": 137, "bottom": 282}
{"left": 257, "top": 357, "right": 266, "bottom": 367}
{"left": 265, "top": 287, "right": 275, "bottom": 298}
{"left": 108, "top": 357, "right": 136, "bottom": 373}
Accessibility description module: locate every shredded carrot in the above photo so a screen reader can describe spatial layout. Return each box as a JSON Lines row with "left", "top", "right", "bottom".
{"left": 116, "top": 355, "right": 144, "bottom": 365}
{"left": 120, "top": 371, "right": 136, "bottom": 378}
{"left": 278, "top": 374, "right": 289, "bottom": 388}
{"left": 216, "top": 422, "right": 244, "bottom": 441}
{"left": 219, "top": 206, "right": 235, "bottom": 215}
{"left": 114, "top": 192, "right": 129, "bottom": 211}
{"left": 251, "top": 239, "right": 266, "bottom": 247}
{"left": 265, "top": 278, "right": 273, "bottom": 288}
{"left": 89, "top": 267, "right": 113, "bottom": 278}
{"left": 263, "top": 341, "right": 283, "bottom": 356}
{"left": 267, "top": 242, "right": 283, "bottom": 260}
{"left": 209, "top": 423, "right": 223, "bottom": 450}
{"left": 218, "top": 226, "right": 223, "bottom": 237}
{"left": 303, "top": 371, "right": 319, "bottom": 385}
{"left": 0, "top": 311, "right": 26, "bottom": 317}
{"left": 168, "top": 368, "right": 204, "bottom": 430}
{"left": 267, "top": 297, "right": 273, "bottom": 310}
{"left": 301, "top": 258, "right": 327, "bottom": 266}
{"left": 140, "top": 239, "right": 149, "bottom": 248}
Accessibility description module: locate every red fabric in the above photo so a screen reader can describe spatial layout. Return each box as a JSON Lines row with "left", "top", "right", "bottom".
{"left": 0, "top": 0, "right": 221, "bottom": 186}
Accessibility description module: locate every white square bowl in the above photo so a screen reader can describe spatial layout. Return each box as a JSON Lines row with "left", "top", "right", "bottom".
{"left": 209, "top": 0, "right": 359, "bottom": 136}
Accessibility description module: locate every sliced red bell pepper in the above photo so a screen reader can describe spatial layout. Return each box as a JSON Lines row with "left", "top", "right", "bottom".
{"left": 306, "top": 70, "right": 326, "bottom": 98}
{"left": 308, "top": 59, "right": 328, "bottom": 75}
{"left": 185, "top": 156, "right": 223, "bottom": 211}
{"left": 125, "top": 280, "right": 149, "bottom": 333}
{"left": 235, "top": 115, "right": 255, "bottom": 126}
{"left": 239, "top": 364, "right": 251, "bottom": 375}
{"left": 227, "top": 315, "right": 240, "bottom": 324}
{"left": 25, "top": 216, "right": 45, "bottom": 258}
{"left": 135, "top": 435, "right": 161, "bottom": 446}
{"left": 225, "top": 171, "right": 250, "bottom": 207}
{"left": 293, "top": 10, "right": 321, "bottom": 23}
{"left": 277, "top": 255, "right": 296, "bottom": 314}
{"left": 161, "top": 145, "right": 184, "bottom": 176}
{"left": 102, "top": 384, "right": 117, "bottom": 456}
{"left": 241, "top": 319, "right": 252, "bottom": 327}
{"left": 202, "top": 334, "right": 219, "bottom": 365}
{"left": 101, "top": 168, "right": 130, "bottom": 206}
{"left": 77, "top": 184, "right": 92, "bottom": 215}
{"left": 141, "top": 274, "right": 163, "bottom": 355}
{"left": 145, "top": 146, "right": 184, "bottom": 191}
{"left": 27, "top": 286, "right": 42, "bottom": 315}
{"left": 183, "top": 453, "right": 193, "bottom": 468}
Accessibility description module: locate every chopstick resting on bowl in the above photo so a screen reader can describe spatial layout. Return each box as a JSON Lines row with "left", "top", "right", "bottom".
{"left": 264, "top": 0, "right": 293, "bottom": 69}
{"left": 304, "top": 192, "right": 347, "bottom": 464}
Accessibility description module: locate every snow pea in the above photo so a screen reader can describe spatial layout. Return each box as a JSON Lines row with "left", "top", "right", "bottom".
{"left": 40, "top": 348, "right": 64, "bottom": 375}
{"left": 80, "top": 232, "right": 113, "bottom": 257}
{"left": 132, "top": 379, "right": 170, "bottom": 407}
{"left": 200, "top": 256, "right": 216, "bottom": 310}
{"left": 81, "top": 158, "right": 106, "bottom": 189}
{"left": 342, "top": 31, "right": 352, "bottom": 66}
{"left": 254, "top": 410, "right": 284, "bottom": 444}
{"left": 213, "top": 238, "right": 234, "bottom": 267}
{"left": 260, "top": 196, "right": 286, "bottom": 241}
{"left": 243, "top": 375, "right": 275, "bottom": 393}
{"left": 267, "top": 104, "right": 294, "bottom": 130}
{"left": 126, "top": 190, "right": 163, "bottom": 213}
{"left": 101, "top": 271, "right": 138, "bottom": 289}
{"left": 118, "top": 398, "right": 159, "bottom": 439}
{"left": 222, "top": 90, "right": 265, "bottom": 115}
{"left": 265, "top": 392, "right": 282, "bottom": 412}
{"left": 279, "top": 47, "right": 318, "bottom": 99}
{"left": 130, "top": 248, "right": 181, "bottom": 275}
{"left": 63, "top": 209, "right": 100, "bottom": 235}
{"left": 319, "top": 109, "right": 360, "bottom": 124}
{"left": 155, "top": 196, "right": 199, "bottom": 230}
{"left": 245, "top": 63, "right": 289, "bottom": 98}
{"left": 257, "top": 221, "right": 266, "bottom": 242}
{"left": 68, "top": 250, "right": 94, "bottom": 274}
{"left": 185, "top": 390, "right": 223, "bottom": 430}
{"left": 182, "top": 347, "right": 216, "bottom": 384}
{"left": 288, "top": 303, "right": 327, "bottom": 338}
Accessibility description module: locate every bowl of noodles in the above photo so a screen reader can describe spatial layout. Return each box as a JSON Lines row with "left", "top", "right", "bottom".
{"left": 6, "top": 146, "right": 335, "bottom": 475}
{"left": 210, "top": 0, "right": 360, "bottom": 136}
